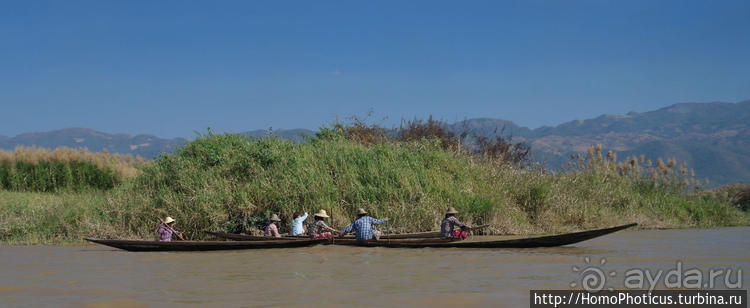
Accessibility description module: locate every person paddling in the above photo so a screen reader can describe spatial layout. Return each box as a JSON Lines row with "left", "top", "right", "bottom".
{"left": 339, "top": 208, "right": 387, "bottom": 242}
{"left": 290, "top": 208, "right": 309, "bottom": 236}
{"left": 441, "top": 207, "right": 471, "bottom": 239}
{"left": 308, "top": 209, "right": 340, "bottom": 239}
{"left": 264, "top": 214, "right": 282, "bottom": 238}
{"left": 157, "top": 217, "right": 184, "bottom": 242}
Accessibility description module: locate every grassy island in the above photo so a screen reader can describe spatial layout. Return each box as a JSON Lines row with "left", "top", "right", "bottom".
{"left": 1, "top": 124, "right": 748, "bottom": 244}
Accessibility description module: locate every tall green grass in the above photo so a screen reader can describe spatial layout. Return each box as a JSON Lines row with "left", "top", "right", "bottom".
{"left": 1, "top": 131, "right": 747, "bottom": 244}
{"left": 101, "top": 132, "right": 747, "bottom": 240}
{"left": 0, "top": 146, "right": 144, "bottom": 192}
{"left": 0, "top": 190, "right": 115, "bottom": 244}
{"left": 0, "top": 160, "right": 122, "bottom": 191}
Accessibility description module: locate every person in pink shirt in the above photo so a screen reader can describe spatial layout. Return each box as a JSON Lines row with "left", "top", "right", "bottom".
{"left": 157, "top": 216, "right": 184, "bottom": 241}
{"left": 264, "top": 214, "right": 282, "bottom": 238}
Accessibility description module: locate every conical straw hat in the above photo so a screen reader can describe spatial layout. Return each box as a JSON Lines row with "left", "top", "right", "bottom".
{"left": 314, "top": 209, "right": 330, "bottom": 218}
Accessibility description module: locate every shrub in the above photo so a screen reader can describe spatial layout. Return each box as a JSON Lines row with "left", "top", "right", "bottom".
{"left": 0, "top": 146, "right": 144, "bottom": 192}
{"left": 398, "top": 116, "right": 461, "bottom": 150}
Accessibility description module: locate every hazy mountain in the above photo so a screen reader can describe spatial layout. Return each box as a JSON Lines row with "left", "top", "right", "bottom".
{"left": 0, "top": 128, "right": 188, "bottom": 158}
{"left": 499, "top": 100, "right": 750, "bottom": 186}
{"left": 1, "top": 100, "right": 748, "bottom": 185}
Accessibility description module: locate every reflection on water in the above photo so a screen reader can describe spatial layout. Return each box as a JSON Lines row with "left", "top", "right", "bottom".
{"left": 1, "top": 227, "right": 748, "bottom": 307}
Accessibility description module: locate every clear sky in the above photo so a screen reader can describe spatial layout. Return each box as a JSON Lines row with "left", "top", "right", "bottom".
{"left": 2, "top": 0, "right": 749, "bottom": 138}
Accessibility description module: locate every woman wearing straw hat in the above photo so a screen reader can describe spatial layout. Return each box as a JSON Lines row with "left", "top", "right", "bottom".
{"left": 441, "top": 207, "right": 471, "bottom": 239}
{"left": 157, "top": 216, "right": 184, "bottom": 242}
{"left": 307, "top": 209, "right": 340, "bottom": 239}
{"left": 264, "top": 214, "right": 282, "bottom": 238}
{"left": 290, "top": 208, "right": 309, "bottom": 236}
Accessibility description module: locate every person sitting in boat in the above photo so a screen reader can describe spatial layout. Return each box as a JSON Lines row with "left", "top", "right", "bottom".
{"left": 157, "top": 216, "right": 184, "bottom": 242}
{"left": 441, "top": 207, "right": 471, "bottom": 239}
{"left": 339, "top": 208, "right": 388, "bottom": 242}
{"left": 264, "top": 214, "right": 282, "bottom": 238}
{"left": 307, "top": 209, "right": 340, "bottom": 239}
{"left": 290, "top": 209, "right": 309, "bottom": 236}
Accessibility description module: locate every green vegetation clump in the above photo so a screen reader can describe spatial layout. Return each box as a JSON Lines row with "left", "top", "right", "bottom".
{"left": 0, "top": 190, "right": 112, "bottom": 244}
{"left": 0, "top": 146, "right": 143, "bottom": 192}
{"left": 0, "top": 126, "right": 748, "bottom": 244}
{"left": 700, "top": 184, "right": 750, "bottom": 212}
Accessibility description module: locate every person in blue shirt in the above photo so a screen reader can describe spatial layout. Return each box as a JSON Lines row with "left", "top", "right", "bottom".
{"left": 290, "top": 209, "right": 308, "bottom": 236}
{"left": 339, "top": 208, "right": 388, "bottom": 242}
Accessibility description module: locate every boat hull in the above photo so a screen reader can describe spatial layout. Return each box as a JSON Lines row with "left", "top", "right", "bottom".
{"left": 337, "top": 223, "right": 638, "bottom": 248}
{"left": 120, "top": 223, "right": 637, "bottom": 250}
{"left": 85, "top": 238, "right": 327, "bottom": 252}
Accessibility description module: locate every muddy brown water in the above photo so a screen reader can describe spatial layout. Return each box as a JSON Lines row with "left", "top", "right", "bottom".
{"left": 1, "top": 227, "right": 748, "bottom": 307}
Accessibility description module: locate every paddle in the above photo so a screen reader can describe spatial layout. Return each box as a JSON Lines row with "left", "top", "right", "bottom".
{"left": 372, "top": 207, "right": 385, "bottom": 242}
{"left": 377, "top": 208, "right": 390, "bottom": 243}
{"left": 385, "top": 216, "right": 390, "bottom": 244}
{"left": 158, "top": 217, "right": 185, "bottom": 241}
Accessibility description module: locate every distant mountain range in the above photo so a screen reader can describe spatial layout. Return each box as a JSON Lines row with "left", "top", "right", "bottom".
{"left": 517, "top": 100, "right": 750, "bottom": 186}
{"left": 0, "top": 128, "right": 188, "bottom": 159}
{"left": 2, "top": 100, "right": 748, "bottom": 186}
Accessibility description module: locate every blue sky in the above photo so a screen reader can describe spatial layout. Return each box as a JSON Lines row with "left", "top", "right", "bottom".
{"left": 2, "top": 0, "right": 749, "bottom": 138}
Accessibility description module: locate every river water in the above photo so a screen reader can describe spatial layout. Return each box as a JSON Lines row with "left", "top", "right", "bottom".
{"left": 1, "top": 227, "right": 748, "bottom": 307}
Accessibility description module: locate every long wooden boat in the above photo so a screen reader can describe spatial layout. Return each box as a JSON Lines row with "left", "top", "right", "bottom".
{"left": 205, "top": 224, "right": 490, "bottom": 241}
{"left": 84, "top": 238, "right": 327, "bottom": 252}
{"left": 340, "top": 223, "right": 638, "bottom": 248}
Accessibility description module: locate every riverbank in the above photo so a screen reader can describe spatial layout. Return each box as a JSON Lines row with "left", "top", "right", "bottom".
{"left": 1, "top": 189, "right": 747, "bottom": 245}
{"left": 1, "top": 132, "right": 748, "bottom": 245}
